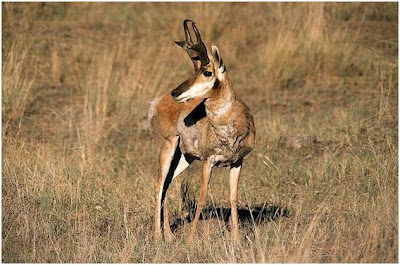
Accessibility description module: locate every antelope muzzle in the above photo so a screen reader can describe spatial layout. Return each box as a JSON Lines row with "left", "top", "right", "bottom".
{"left": 171, "top": 79, "right": 193, "bottom": 103}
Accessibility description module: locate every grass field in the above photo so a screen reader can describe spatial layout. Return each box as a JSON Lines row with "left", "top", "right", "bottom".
{"left": 2, "top": 2, "right": 398, "bottom": 262}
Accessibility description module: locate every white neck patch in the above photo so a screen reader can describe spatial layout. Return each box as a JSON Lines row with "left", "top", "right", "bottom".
{"left": 207, "top": 100, "right": 232, "bottom": 117}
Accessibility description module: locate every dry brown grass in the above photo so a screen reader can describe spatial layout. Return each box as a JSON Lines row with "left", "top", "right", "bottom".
{"left": 2, "top": 2, "right": 398, "bottom": 262}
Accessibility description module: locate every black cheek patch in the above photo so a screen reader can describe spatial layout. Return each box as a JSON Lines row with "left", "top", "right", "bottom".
{"left": 212, "top": 79, "right": 220, "bottom": 89}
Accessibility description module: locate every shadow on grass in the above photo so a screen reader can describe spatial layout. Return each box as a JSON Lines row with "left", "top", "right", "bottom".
{"left": 170, "top": 203, "right": 289, "bottom": 233}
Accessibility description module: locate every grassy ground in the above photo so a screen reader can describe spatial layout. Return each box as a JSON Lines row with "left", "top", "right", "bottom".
{"left": 2, "top": 2, "right": 398, "bottom": 262}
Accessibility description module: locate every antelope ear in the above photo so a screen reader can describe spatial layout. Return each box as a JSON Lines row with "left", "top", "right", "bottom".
{"left": 211, "top": 44, "right": 224, "bottom": 69}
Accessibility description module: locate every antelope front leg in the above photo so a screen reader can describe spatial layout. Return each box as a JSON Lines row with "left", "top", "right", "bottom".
{"left": 189, "top": 158, "right": 213, "bottom": 241}
{"left": 230, "top": 160, "right": 242, "bottom": 241}
{"left": 163, "top": 153, "right": 193, "bottom": 241}
{"left": 154, "top": 136, "right": 179, "bottom": 241}
{"left": 163, "top": 197, "right": 173, "bottom": 241}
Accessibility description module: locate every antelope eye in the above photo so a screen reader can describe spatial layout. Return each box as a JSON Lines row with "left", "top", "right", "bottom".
{"left": 203, "top": 71, "right": 212, "bottom": 77}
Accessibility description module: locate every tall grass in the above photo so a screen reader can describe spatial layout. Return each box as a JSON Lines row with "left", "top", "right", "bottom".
{"left": 2, "top": 2, "right": 398, "bottom": 262}
{"left": 2, "top": 35, "right": 36, "bottom": 127}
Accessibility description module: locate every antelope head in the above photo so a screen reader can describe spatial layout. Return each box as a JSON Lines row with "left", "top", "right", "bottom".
{"left": 172, "top": 20, "right": 227, "bottom": 103}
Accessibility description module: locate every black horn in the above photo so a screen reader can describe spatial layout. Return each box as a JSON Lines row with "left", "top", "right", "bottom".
{"left": 175, "top": 19, "right": 210, "bottom": 69}
{"left": 192, "top": 23, "right": 202, "bottom": 43}
{"left": 183, "top": 19, "right": 194, "bottom": 45}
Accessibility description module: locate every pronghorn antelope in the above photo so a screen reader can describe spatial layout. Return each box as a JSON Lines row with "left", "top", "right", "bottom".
{"left": 148, "top": 20, "right": 255, "bottom": 241}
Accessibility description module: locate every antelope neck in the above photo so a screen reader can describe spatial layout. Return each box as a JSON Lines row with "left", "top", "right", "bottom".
{"left": 205, "top": 78, "right": 235, "bottom": 119}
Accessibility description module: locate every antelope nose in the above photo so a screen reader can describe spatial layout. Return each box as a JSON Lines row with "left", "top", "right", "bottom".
{"left": 171, "top": 89, "right": 180, "bottom": 99}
